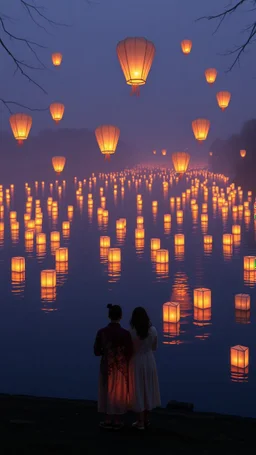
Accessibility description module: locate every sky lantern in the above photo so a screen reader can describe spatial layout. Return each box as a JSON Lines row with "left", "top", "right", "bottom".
{"left": 162, "top": 149, "right": 167, "bottom": 156}
{"left": 49, "top": 103, "right": 65, "bottom": 123}
{"left": 116, "top": 37, "right": 156, "bottom": 95}
{"left": 153, "top": 150, "right": 157, "bottom": 155}
{"left": 172, "top": 152, "right": 190, "bottom": 175}
{"left": 209, "top": 151, "right": 213, "bottom": 156}
{"left": 240, "top": 149, "right": 246, "bottom": 158}
{"left": 181, "top": 39, "right": 192, "bottom": 55}
{"left": 216, "top": 91, "right": 231, "bottom": 111}
{"left": 52, "top": 52, "right": 62, "bottom": 66}
{"left": 192, "top": 118, "right": 210, "bottom": 142}
{"left": 95, "top": 125, "right": 120, "bottom": 160}
{"left": 52, "top": 156, "right": 66, "bottom": 174}
{"left": 9, "top": 113, "right": 32, "bottom": 145}
{"left": 205, "top": 68, "right": 217, "bottom": 85}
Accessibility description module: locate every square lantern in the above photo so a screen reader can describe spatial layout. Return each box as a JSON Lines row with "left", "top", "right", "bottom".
{"left": 100, "top": 236, "right": 111, "bottom": 248}
{"left": 55, "top": 247, "right": 68, "bottom": 262}
{"left": 11, "top": 257, "right": 25, "bottom": 273}
{"left": 151, "top": 238, "right": 161, "bottom": 250}
{"left": 193, "top": 288, "right": 211, "bottom": 309}
{"left": 235, "top": 294, "right": 250, "bottom": 311}
{"left": 156, "top": 249, "right": 169, "bottom": 264}
{"left": 163, "top": 302, "right": 180, "bottom": 323}
{"left": 41, "top": 270, "right": 56, "bottom": 288}
{"left": 244, "top": 256, "right": 256, "bottom": 271}
{"left": 230, "top": 345, "right": 249, "bottom": 368}
{"left": 108, "top": 248, "right": 121, "bottom": 263}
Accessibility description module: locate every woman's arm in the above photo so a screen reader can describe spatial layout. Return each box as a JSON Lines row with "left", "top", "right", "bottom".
{"left": 94, "top": 330, "right": 103, "bottom": 356}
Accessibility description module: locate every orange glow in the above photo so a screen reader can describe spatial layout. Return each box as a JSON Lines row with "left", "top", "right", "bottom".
{"left": 10, "top": 211, "right": 17, "bottom": 220}
{"left": 9, "top": 113, "right": 32, "bottom": 145}
{"left": 95, "top": 125, "right": 120, "bottom": 160}
{"left": 11, "top": 257, "right": 25, "bottom": 273}
{"left": 232, "top": 225, "right": 241, "bottom": 235}
{"left": 174, "top": 233, "right": 185, "bottom": 246}
{"left": 52, "top": 156, "right": 66, "bottom": 174}
{"left": 244, "top": 256, "right": 256, "bottom": 270}
{"left": 194, "top": 288, "right": 211, "bottom": 309}
{"left": 100, "top": 236, "right": 111, "bottom": 248}
{"left": 50, "top": 103, "right": 65, "bottom": 124}
{"left": 216, "top": 91, "right": 231, "bottom": 111}
{"left": 52, "top": 52, "right": 62, "bottom": 66}
{"left": 162, "top": 149, "right": 167, "bottom": 156}
{"left": 230, "top": 345, "right": 249, "bottom": 368}
{"left": 181, "top": 39, "right": 192, "bottom": 55}
{"left": 192, "top": 118, "right": 210, "bottom": 142}
{"left": 240, "top": 149, "right": 246, "bottom": 158}
{"left": 204, "top": 235, "right": 212, "bottom": 244}
{"left": 51, "top": 231, "right": 60, "bottom": 242}
{"left": 152, "top": 201, "right": 158, "bottom": 208}
{"left": 223, "top": 233, "right": 233, "bottom": 245}
{"left": 25, "top": 230, "right": 34, "bottom": 241}
{"left": 163, "top": 302, "right": 180, "bottom": 323}
{"left": 36, "top": 233, "right": 46, "bottom": 245}
{"left": 135, "top": 228, "right": 144, "bottom": 239}
{"left": 151, "top": 238, "right": 160, "bottom": 250}
{"left": 205, "top": 68, "right": 217, "bottom": 84}
{"left": 41, "top": 270, "right": 56, "bottom": 288}
{"left": 108, "top": 248, "right": 121, "bottom": 262}
{"left": 164, "top": 214, "right": 171, "bottom": 223}
{"left": 62, "top": 221, "right": 70, "bottom": 231}
{"left": 55, "top": 247, "right": 68, "bottom": 262}
{"left": 172, "top": 152, "right": 190, "bottom": 174}
{"left": 156, "top": 249, "right": 169, "bottom": 263}
{"left": 235, "top": 294, "right": 250, "bottom": 311}
{"left": 116, "top": 37, "right": 155, "bottom": 95}
{"left": 137, "top": 216, "right": 144, "bottom": 226}
{"left": 116, "top": 219, "right": 125, "bottom": 230}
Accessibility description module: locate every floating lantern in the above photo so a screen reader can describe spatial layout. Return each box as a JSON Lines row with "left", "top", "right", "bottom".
{"left": 116, "top": 37, "right": 156, "bottom": 95}
{"left": 11, "top": 257, "right": 25, "bottom": 273}
{"left": 181, "top": 39, "right": 192, "bottom": 55}
{"left": 119, "top": 218, "right": 126, "bottom": 227}
{"left": 223, "top": 234, "right": 233, "bottom": 245}
{"left": 156, "top": 249, "right": 169, "bottom": 263}
{"left": 192, "top": 118, "right": 210, "bottom": 142}
{"left": 172, "top": 152, "right": 190, "bottom": 174}
{"left": 216, "top": 91, "right": 231, "bottom": 111}
{"left": 232, "top": 225, "right": 241, "bottom": 235}
{"left": 135, "top": 228, "right": 145, "bottom": 239}
{"left": 162, "top": 149, "right": 167, "bottom": 156}
{"left": 137, "top": 216, "right": 144, "bottom": 226}
{"left": 163, "top": 302, "right": 180, "bottom": 323}
{"left": 51, "top": 231, "right": 60, "bottom": 242}
{"left": 52, "top": 52, "right": 62, "bottom": 66}
{"left": 244, "top": 256, "right": 256, "bottom": 271}
{"left": 194, "top": 288, "right": 211, "bottom": 309}
{"left": 97, "top": 208, "right": 103, "bottom": 216}
{"left": 62, "top": 221, "right": 70, "bottom": 231}
{"left": 52, "top": 156, "right": 66, "bottom": 174}
{"left": 9, "top": 113, "right": 32, "bottom": 145}
{"left": 103, "top": 209, "right": 109, "bottom": 218}
{"left": 205, "top": 68, "right": 217, "bottom": 85}
{"left": 201, "top": 214, "right": 208, "bottom": 223}
{"left": 27, "top": 220, "right": 35, "bottom": 230}
{"left": 204, "top": 235, "right": 212, "bottom": 244}
{"left": 36, "top": 233, "right": 46, "bottom": 245}
{"left": 108, "top": 248, "right": 121, "bottom": 263}
{"left": 176, "top": 210, "right": 183, "bottom": 220}
{"left": 240, "top": 149, "right": 246, "bottom": 158}
{"left": 174, "top": 234, "right": 185, "bottom": 246}
{"left": 100, "top": 236, "right": 111, "bottom": 248}
{"left": 230, "top": 345, "right": 249, "bottom": 369}
{"left": 10, "top": 211, "right": 17, "bottom": 221}
{"left": 164, "top": 214, "right": 171, "bottom": 223}
{"left": 50, "top": 103, "right": 65, "bottom": 124}
{"left": 235, "top": 294, "right": 250, "bottom": 311}
{"left": 25, "top": 230, "right": 34, "bottom": 240}
{"left": 152, "top": 201, "right": 158, "bottom": 208}
{"left": 56, "top": 247, "right": 68, "bottom": 262}
{"left": 95, "top": 125, "right": 120, "bottom": 160}
{"left": 41, "top": 270, "right": 56, "bottom": 288}
{"left": 116, "top": 219, "right": 125, "bottom": 230}
{"left": 151, "top": 238, "right": 161, "bottom": 250}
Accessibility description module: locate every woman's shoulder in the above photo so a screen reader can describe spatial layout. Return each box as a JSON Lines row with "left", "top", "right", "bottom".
{"left": 149, "top": 325, "right": 157, "bottom": 336}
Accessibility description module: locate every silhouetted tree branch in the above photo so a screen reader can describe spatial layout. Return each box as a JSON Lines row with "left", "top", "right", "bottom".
{"left": 199, "top": 0, "right": 256, "bottom": 70}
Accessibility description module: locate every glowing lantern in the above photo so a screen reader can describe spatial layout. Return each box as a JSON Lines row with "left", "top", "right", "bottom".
{"left": 52, "top": 52, "right": 62, "bottom": 66}
{"left": 100, "top": 236, "right": 111, "bottom": 248}
{"left": 62, "top": 221, "right": 70, "bottom": 231}
{"left": 194, "top": 288, "right": 211, "bottom": 309}
{"left": 181, "top": 39, "right": 192, "bottom": 55}
{"left": 50, "top": 103, "right": 65, "bottom": 123}
{"left": 36, "top": 233, "right": 46, "bottom": 245}
{"left": 204, "top": 235, "right": 212, "bottom": 244}
{"left": 205, "top": 68, "right": 217, "bottom": 85}
{"left": 116, "top": 37, "right": 156, "bottom": 95}
{"left": 174, "top": 234, "right": 185, "bottom": 246}
{"left": 172, "top": 152, "right": 190, "bottom": 175}
{"left": 152, "top": 201, "right": 158, "bottom": 208}
{"left": 209, "top": 151, "right": 213, "bottom": 156}
{"left": 240, "top": 149, "right": 246, "bottom": 158}
{"left": 116, "top": 219, "right": 125, "bottom": 230}
{"left": 9, "top": 113, "right": 32, "bottom": 145}
{"left": 235, "top": 294, "right": 250, "bottom": 311}
{"left": 135, "top": 228, "right": 144, "bottom": 239}
{"left": 153, "top": 150, "right": 156, "bottom": 155}
{"left": 108, "top": 248, "right": 121, "bottom": 262}
{"left": 25, "top": 230, "right": 34, "bottom": 240}
{"left": 232, "top": 225, "right": 241, "bottom": 235}
{"left": 156, "top": 249, "right": 169, "bottom": 263}
{"left": 52, "top": 156, "right": 66, "bottom": 174}
{"left": 41, "top": 270, "right": 56, "bottom": 288}
{"left": 216, "top": 91, "right": 231, "bottom": 111}
{"left": 192, "top": 119, "right": 210, "bottom": 142}
{"left": 10, "top": 211, "right": 17, "bottom": 221}
{"left": 95, "top": 125, "right": 120, "bottom": 160}
{"left": 11, "top": 257, "right": 25, "bottom": 273}
{"left": 164, "top": 214, "right": 171, "bottom": 223}
{"left": 51, "top": 231, "right": 60, "bottom": 242}
{"left": 151, "top": 238, "right": 161, "bottom": 250}
{"left": 230, "top": 346, "right": 249, "bottom": 368}
{"left": 162, "top": 149, "right": 167, "bottom": 156}
{"left": 163, "top": 302, "right": 180, "bottom": 323}
{"left": 223, "top": 234, "right": 233, "bottom": 245}
{"left": 56, "top": 247, "right": 68, "bottom": 262}
{"left": 137, "top": 216, "right": 144, "bottom": 226}
{"left": 244, "top": 256, "right": 256, "bottom": 271}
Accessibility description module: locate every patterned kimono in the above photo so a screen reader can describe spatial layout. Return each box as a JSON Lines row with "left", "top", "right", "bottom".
{"left": 94, "top": 323, "right": 133, "bottom": 415}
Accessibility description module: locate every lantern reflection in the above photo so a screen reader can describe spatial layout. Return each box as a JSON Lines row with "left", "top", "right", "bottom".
{"left": 230, "top": 345, "right": 249, "bottom": 383}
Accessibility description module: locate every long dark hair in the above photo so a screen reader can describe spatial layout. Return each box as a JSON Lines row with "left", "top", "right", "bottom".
{"left": 130, "top": 307, "right": 152, "bottom": 340}
{"left": 107, "top": 304, "right": 122, "bottom": 321}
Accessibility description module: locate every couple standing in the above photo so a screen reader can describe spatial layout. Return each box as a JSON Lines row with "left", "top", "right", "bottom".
{"left": 94, "top": 304, "right": 161, "bottom": 430}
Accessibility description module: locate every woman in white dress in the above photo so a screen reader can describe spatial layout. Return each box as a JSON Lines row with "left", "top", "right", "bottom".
{"left": 129, "top": 307, "right": 161, "bottom": 430}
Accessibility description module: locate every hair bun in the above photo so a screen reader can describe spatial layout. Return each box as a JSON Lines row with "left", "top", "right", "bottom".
{"left": 107, "top": 304, "right": 113, "bottom": 309}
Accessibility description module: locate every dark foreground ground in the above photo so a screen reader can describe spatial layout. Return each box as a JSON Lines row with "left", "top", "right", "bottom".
{"left": 0, "top": 394, "right": 255, "bottom": 454}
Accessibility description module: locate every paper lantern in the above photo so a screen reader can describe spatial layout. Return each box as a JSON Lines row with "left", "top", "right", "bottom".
{"left": 152, "top": 201, "right": 158, "bottom": 208}
{"left": 151, "top": 238, "right": 161, "bottom": 250}
{"left": 235, "top": 294, "right": 250, "bottom": 311}
{"left": 103, "top": 210, "right": 109, "bottom": 218}
{"left": 223, "top": 234, "right": 233, "bottom": 245}
{"left": 52, "top": 52, "right": 62, "bottom": 66}
{"left": 27, "top": 220, "right": 35, "bottom": 230}
{"left": 50, "top": 103, "right": 65, "bottom": 124}
{"left": 230, "top": 345, "right": 249, "bottom": 368}
{"left": 25, "top": 230, "right": 34, "bottom": 240}
{"left": 41, "top": 270, "right": 56, "bottom": 288}
{"left": 108, "top": 248, "right": 121, "bottom": 262}
{"left": 174, "top": 234, "right": 185, "bottom": 246}
{"left": 52, "top": 156, "right": 66, "bottom": 174}
{"left": 164, "top": 214, "right": 171, "bottom": 223}
{"left": 55, "top": 247, "right": 68, "bottom": 262}
{"left": 116, "top": 37, "right": 156, "bottom": 95}
{"left": 156, "top": 249, "right": 169, "bottom": 263}
{"left": 240, "top": 149, "right": 246, "bottom": 158}
{"left": 119, "top": 218, "right": 127, "bottom": 227}
{"left": 172, "top": 152, "right": 190, "bottom": 174}
{"left": 176, "top": 210, "right": 183, "bottom": 219}
{"left": 62, "top": 221, "right": 70, "bottom": 231}
{"left": 181, "top": 39, "right": 192, "bottom": 55}
{"left": 51, "top": 231, "right": 60, "bottom": 242}
{"left": 204, "top": 235, "right": 212, "bottom": 244}
{"left": 9, "top": 113, "right": 32, "bottom": 145}
{"left": 137, "top": 216, "right": 144, "bottom": 226}
{"left": 135, "top": 228, "right": 145, "bottom": 240}
{"left": 205, "top": 68, "right": 217, "bottom": 85}
{"left": 100, "top": 236, "right": 111, "bottom": 248}
{"left": 11, "top": 257, "right": 25, "bottom": 273}
{"left": 201, "top": 214, "right": 208, "bottom": 223}
{"left": 244, "top": 256, "right": 256, "bottom": 271}
{"left": 192, "top": 119, "right": 210, "bottom": 142}
{"left": 232, "top": 225, "right": 241, "bottom": 235}
{"left": 95, "top": 125, "right": 120, "bottom": 160}
{"left": 116, "top": 219, "right": 125, "bottom": 230}
{"left": 194, "top": 288, "right": 211, "bottom": 309}
{"left": 163, "top": 302, "right": 180, "bottom": 323}
{"left": 10, "top": 211, "right": 17, "bottom": 221}
{"left": 36, "top": 233, "right": 46, "bottom": 245}
{"left": 216, "top": 91, "right": 231, "bottom": 111}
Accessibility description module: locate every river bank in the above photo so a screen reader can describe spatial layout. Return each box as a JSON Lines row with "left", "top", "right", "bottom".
{"left": 0, "top": 394, "right": 254, "bottom": 454}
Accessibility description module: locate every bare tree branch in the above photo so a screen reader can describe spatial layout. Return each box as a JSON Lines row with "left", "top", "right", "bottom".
{"left": 198, "top": 0, "right": 256, "bottom": 70}
{"left": 0, "top": 99, "right": 48, "bottom": 114}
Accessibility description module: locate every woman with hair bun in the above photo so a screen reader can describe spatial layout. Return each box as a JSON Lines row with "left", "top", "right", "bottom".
{"left": 94, "top": 304, "right": 133, "bottom": 430}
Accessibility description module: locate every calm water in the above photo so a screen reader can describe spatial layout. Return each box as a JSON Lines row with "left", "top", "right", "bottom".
{"left": 0, "top": 169, "right": 256, "bottom": 417}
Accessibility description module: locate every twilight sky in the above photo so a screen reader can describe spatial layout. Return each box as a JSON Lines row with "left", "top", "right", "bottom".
{"left": 0, "top": 0, "right": 255, "bottom": 157}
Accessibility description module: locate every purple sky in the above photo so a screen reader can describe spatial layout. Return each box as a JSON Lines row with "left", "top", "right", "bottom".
{"left": 0, "top": 0, "right": 255, "bottom": 157}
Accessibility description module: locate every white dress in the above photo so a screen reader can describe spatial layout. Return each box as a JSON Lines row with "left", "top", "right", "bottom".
{"left": 129, "top": 326, "right": 161, "bottom": 412}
